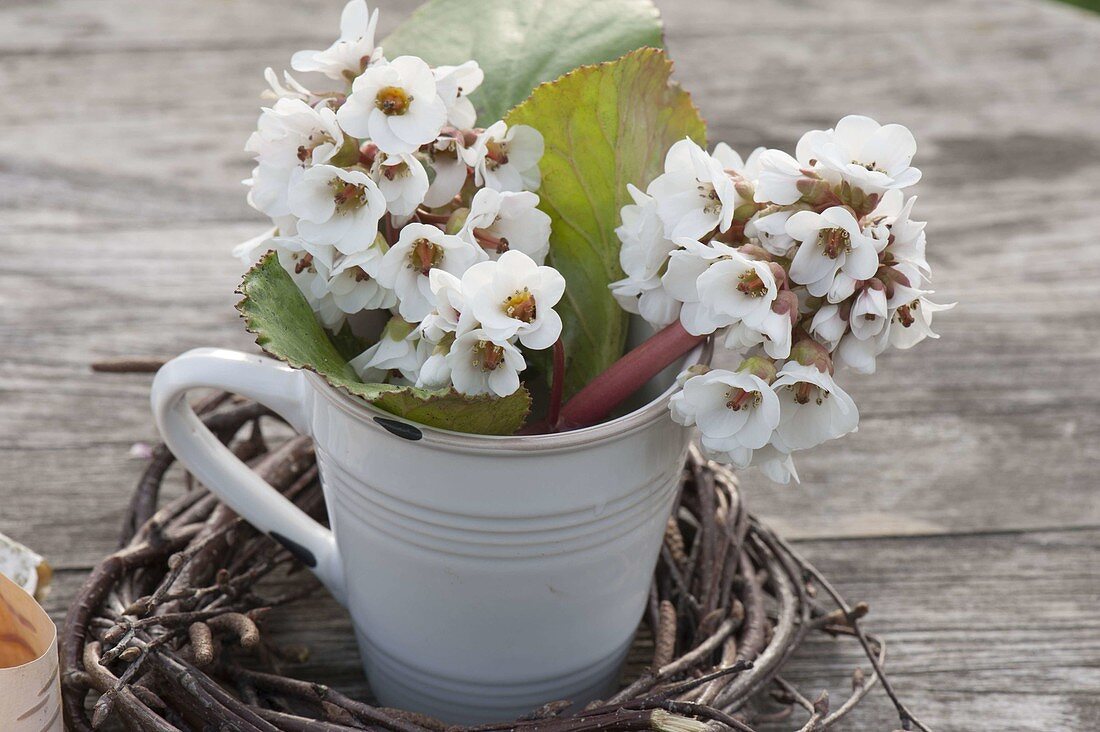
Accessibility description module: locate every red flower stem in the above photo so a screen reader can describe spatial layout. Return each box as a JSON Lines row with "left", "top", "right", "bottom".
{"left": 555, "top": 321, "right": 707, "bottom": 431}
{"left": 547, "top": 338, "right": 566, "bottom": 427}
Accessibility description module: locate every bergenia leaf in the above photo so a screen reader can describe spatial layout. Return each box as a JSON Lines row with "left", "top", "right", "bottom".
{"left": 506, "top": 48, "right": 706, "bottom": 397}
{"left": 237, "top": 252, "right": 530, "bottom": 435}
{"left": 382, "top": 0, "right": 664, "bottom": 125}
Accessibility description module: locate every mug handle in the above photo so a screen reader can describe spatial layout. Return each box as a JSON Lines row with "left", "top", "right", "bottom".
{"left": 150, "top": 347, "right": 345, "bottom": 604}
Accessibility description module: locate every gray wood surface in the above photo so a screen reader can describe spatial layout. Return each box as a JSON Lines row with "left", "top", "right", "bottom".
{"left": 1, "top": 0, "right": 1098, "bottom": 729}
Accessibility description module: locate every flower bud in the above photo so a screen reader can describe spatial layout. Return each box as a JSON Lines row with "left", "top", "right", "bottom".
{"left": 789, "top": 337, "right": 833, "bottom": 374}
{"left": 772, "top": 289, "right": 800, "bottom": 326}
{"left": 734, "top": 178, "right": 756, "bottom": 202}
{"left": 677, "top": 363, "right": 711, "bottom": 386}
{"left": 737, "top": 355, "right": 778, "bottom": 384}
{"left": 768, "top": 262, "right": 788, "bottom": 289}
{"left": 446, "top": 207, "right": 470, "bottom": 235}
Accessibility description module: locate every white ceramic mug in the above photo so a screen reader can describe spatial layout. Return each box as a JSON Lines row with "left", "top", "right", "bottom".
{"left": 150, "top": 346, "right": 703, "bottom": 723}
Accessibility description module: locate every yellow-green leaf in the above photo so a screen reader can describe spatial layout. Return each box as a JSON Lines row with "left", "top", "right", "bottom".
{"left": 506, "top": 48, "right": 706, "bottom": 396}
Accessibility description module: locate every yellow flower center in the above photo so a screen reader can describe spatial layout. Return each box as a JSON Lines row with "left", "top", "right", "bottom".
{"left": 502, "top": 288, "right": 536, "bottom": 322}
{"left": 375, "top": 86, "right": 413, "bottom": 116}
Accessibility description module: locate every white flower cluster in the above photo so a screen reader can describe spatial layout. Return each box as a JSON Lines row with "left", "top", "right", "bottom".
{"left": 239, "top": 1, "right": 560, "bottom": 397}
{"left": 613, "top": 115, "right": 954, "bottom": 483}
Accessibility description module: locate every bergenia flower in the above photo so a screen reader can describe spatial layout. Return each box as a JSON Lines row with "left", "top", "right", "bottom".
{"left": 835, "top": 326, "right": 892, "bottom": 374}
{"left": 890, "top": 296, "right": 955, "bottom": 350}
{"left": 648, "top": 138, "right": 739, "bottom": 239}
{"left": 291, "top": 0, "right": 380, "bottom": 81}
{"left": 615, "top": 184, "right": 678, "bottom": 281}
{"left": 351, "top": 317, "right": 424, "bottom": 383}
{"left": 848, "top": 284, "right": 889, "bottom": 341}
{"left": 287, "top": 164, "right": 387, "bottom": 255}
{"left": 376, "top": 223, "right": 485, "bottom": 322}
{"left": 610, "top": 275, "right": 681, "bottom": 328}
{"left": 753, "top": 149, "right": 807, "bottom": 206}
{"left": 433, "top": 61, "right": 484, "bottom": 129}
{"left": 461, "top": 250, "right": 566, "bottom": 350}
{"left": 669, "top": 369, "right": 781, "bottom": 455}
{"left": 460, "top": 188, "right": 551, "bottom": 263}
{"left": 786, "top": 206, "right": 879, "bottom": 298}
{"left": 371, "top": 152, "right": 430, "bottom": 217}
{"left": 423, "top": 135, "right": 469, "bottom": 208}
{"left": 419, "top": 269, "right": 471, "bottom": 342}
{"left": 771, "top": 362, "right": 859, "bottom": 451}
{"left": 246, "top": 99, "right": 344, "bottom": 218}
{"left": 338, "top": 55, "right": 447, "bottom": 154}
{"left": 463, "top": 121, "right": 543, "bottom": 192}
{"left": 796, "top": 115, "right": 921, "bottom": 196}
{"left": 447, "top": 329, "right": 526, "bottom": 397}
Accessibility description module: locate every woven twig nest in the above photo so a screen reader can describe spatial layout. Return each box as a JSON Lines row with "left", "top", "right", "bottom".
{"left": 60, "top": 395, "right": 915, "bottom": 731}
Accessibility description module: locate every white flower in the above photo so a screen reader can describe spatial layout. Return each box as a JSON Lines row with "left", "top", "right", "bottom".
{"left": 376, "top": 223, "right": 485, "bottom": 322}
{"left": 461, "top": 250, "right": 566, "bottom": 350}
{"left": 721, "top": 308, "right": 793, "bottom": 360}
{"left": 835, "top": 325, "right": 891, "bottom": 374}
{"left": 419, "top": 269, "right": 471, "bottom": 342}
{"left": 745, "top": 209, "right": 798, "bottom": 257}
{"left": 447, "top": 329, "right": 526, "bottom": 397}
{"left": 261, "top": 67, "right": 314, "bottom": 103}
{"left": 809, "top": 303, "right": 847, "bottom": 350}
{"left": 712, "top": 143, "right": 765, "bottom": 180}
{"left": 786, "top": 207, "right": 880, "bottom": 298}
{"left": 416, "top": 343, "right": 453, "bottom": 389}
{"left": 662, "top": 240, "right": 778, "bottom": 336}
{"left": 610, "top": 275, "right": 681, "bottom": 328}
{"left": 848, "top": 285, "right": 889, "bottom": 341}
{"left": 463, "top": 121, "right": 543, "bottom": 192}
{"left": 233, "top": 226, "right": 278, "bottom": 264}
{"left": 423, "top": 134, "right": 469, "bottom": 208}
{"left": 433, "top": 61, "right": 484, "bottom": 129}
{"left": 324, "top": 260, "right": 397, "bottom": 314}
{"left": 287, "top": 165, "right": 387, "bottom": 255}
{"left": 338, "top": 55, "right": 447, "bottom": 154}
{"left": 371, "top": 152, "right": 429, "bottom": 217}
{"left": 648, "top": 138, "right": 739, "bottom": 239}
{"left": 246, "top": 99, "right": 344, "bottom": 217}
{"left": 669, "top": 369, "right": 781, "bottom": 453}
{"left": 291, "top": 0, "right": 380, "bottom": 81}
{"left": 796, "top": 115, "right": 921, "bottom": 196}
{"left": 351, "top": 317, "right": 423, "bottom": 383}
{"left": 869, "top": 190, "right": 929, "bottom": 274}
{"left": 460, "top": 188, "right": 551, "bottom": 263}
{"left": 771, "top": 362, "right": 859, "bottom": 451}
{"left": 616, "top": 184, "right": 677, "bottom": 281}
{"left": 752, "top": 445, "right": 800, "bottom": 485}
{"left": 753, "top": 149, "right": 806, "bottom": 206}
{"left": 889, "top": 296, "right": 955, "bottom": 350}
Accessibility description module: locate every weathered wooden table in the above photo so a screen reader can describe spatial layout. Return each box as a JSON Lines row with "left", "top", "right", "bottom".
{"left": 2, "top": 0, "right": 1098, "bottom": 728}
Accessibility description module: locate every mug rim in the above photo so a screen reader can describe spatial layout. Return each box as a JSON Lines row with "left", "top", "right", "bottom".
{"left": 304, "top": 340, "right": 712, "bottom": 454}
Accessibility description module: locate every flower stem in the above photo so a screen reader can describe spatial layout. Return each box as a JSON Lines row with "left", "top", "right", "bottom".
{"left": 555, "top": 322, "right": 706, "bottom": 431}
{"left": 548, "top": 338, "right": 566, "bottom": 427}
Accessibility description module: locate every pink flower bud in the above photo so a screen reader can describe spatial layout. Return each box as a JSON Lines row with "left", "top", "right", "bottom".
{"left": 789, "top": 337, "right": 833, "bottom": 374}
{"left": 737, "top": 355, "right": 779, "bottom": 384}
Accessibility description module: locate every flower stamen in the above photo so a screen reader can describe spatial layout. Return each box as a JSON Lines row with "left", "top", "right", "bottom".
{"left": 817, "top": 227, "right": 852, "bottom": 259}
{"left": 375, "top": 86, "right": 413, "bottom": 116}
{"left": 408, "top": 238, "right": 444, "bottom": 275}
{"left": 473, "top": 340, "right": 504, "bottom": 372}
{"left": 502, "top": 288, "right": 536, "bottom": 322}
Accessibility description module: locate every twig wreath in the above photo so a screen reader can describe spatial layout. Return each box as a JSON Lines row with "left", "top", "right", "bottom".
{"left": 61, "top": 388, "right": 933, "bottom": 731}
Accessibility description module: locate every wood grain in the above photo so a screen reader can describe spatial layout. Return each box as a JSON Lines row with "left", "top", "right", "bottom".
{"left": 2, "top": 0, "right": 1099, "bottom": 728}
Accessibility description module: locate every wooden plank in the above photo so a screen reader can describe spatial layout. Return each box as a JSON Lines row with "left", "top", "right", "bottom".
{"left": 42, "top": 529, "right": 1100, "bottom": 731}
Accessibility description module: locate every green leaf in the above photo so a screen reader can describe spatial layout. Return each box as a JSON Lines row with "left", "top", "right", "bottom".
{"left": 237, "top": 252, "right": 530, "bottom": 435}
{"left": 382, "top": 0, "right": 664, "bottom": 124}
{"left": 506, "top": 48, "right": 706, "bottom": 397}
